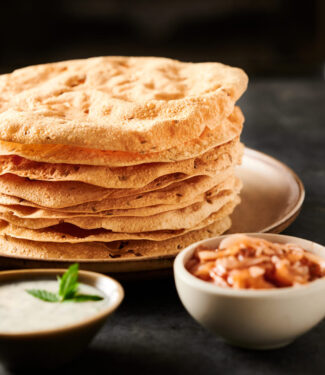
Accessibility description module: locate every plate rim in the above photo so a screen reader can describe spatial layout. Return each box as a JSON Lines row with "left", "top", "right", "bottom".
{"left": 239, "top": 147, "right": 305, "bottom": 233}
{"left": 0, "top": 147, "right": 305, "bottom": 268}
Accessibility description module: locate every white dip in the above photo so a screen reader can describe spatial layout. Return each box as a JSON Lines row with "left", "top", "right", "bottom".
{"left": 0, "top": 280, "right": 110, "bottom": 333}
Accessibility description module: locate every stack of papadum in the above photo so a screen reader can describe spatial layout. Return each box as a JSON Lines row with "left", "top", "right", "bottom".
{"left": 0, "top": 57, "right": 247, "bottom": 262}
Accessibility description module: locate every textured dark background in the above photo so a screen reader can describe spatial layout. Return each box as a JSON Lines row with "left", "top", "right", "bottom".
{"left": 0, "top": 1, "right": 325, "bottom": 374}
{"left": 0, "top": 0, "right": 324, "bottom": 77}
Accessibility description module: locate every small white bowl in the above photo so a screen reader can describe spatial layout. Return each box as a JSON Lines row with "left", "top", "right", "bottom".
{"left": 174, "top": 233, "right": 325, "bottom": 350}
{"left": 0, "top": 269, "right": 124, "bottom": 370}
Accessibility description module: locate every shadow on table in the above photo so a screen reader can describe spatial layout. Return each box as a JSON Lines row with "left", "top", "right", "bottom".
{"left": 0, "top": 346, "right": 179, "bottom": 375}
{"left": 223, "top": 322, "right": 325, "bottom": 375}
{"left": 3, "top": 322, "right": 325, "bottom": 375}
{"left": 56, "top": 346, "right": 186, "bottom": 375}
{"left": 60, "top": 322, "right": 325, "bottom": 375}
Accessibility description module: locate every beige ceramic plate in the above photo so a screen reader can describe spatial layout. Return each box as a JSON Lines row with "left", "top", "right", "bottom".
{"left": 0, "top": 148, "right": 304, "bottom": 275}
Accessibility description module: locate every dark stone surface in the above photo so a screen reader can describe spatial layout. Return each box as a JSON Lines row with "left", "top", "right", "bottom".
{"left": 240, "top": 79, "right": 325, "bottom": 245}
{"left": 1, "top": 79, "right": 325, "bottom": 375}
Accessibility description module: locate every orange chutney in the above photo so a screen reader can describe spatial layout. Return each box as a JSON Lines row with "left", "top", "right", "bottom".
{"left": 186, "top": 235, "right": 325, "bottom": 289}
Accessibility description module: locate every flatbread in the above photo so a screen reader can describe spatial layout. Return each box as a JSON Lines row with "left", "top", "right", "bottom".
{"left": 0, "top": 216, "right": 232, "bottom": 260}
{"left": 0, "top": 57, "right": 247, "bottom": 152}
{"left": 0, "top": 175, "right": 239, "bottom": 218}
{"left": 0, "top": 144, "right": 242, "bottom": 208}
{"left": 0, "top": 184, "right": 240, "bottom": 231}
{"left": 0, "top": 173, "right": 199, "bottom": 208}
{"left": 0, "top": 107, "right": 243, "bottom": 166}
{"left": 0, "top": 138, "right": 241, "bottom": 188}
{"left": 0, "top": 198, "right": 239, "bottom": 242}
{"left": 0, "top": 55, "right": 247, "bottom": 264}
{"left": 0, "top": 169, "right": 234, "bottom": 212}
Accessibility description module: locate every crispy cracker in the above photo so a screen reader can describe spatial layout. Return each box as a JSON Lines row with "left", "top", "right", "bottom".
{"left": 0, "top": 107, "right": 243, "bottom": 166}
{"left": 0, "top": 176, "right": 239, "bottom": 218}
{"left": 0, "top": 57, "right": 247, "bottom": 152}
{"left": 0, "top": 169, "right": 234, "bottom": 212}
{"left": 0, "top": 138, "right": 242, "bottom": 188}
{"left": 0, "top": 198, "right": 239, "bottom": 242}
{"left": 0, "top": 144, "right": 242, "bottom": 209}
{"left": 0, "top": 183, "right": 241, "bottom": 231}
{"left": 0, "top": 216, "right": 231, "bottom": 260}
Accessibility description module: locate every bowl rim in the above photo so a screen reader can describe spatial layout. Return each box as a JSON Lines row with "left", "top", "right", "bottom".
{"left": 174, "top": 233, "right": 325, "bottom": 298}
{"left": 0, "top": 268, "right": 124, "bottom": 338}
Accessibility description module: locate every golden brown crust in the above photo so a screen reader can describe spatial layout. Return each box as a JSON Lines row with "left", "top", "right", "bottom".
{"left": 0, "top": 176, "right": 238, "bottom": 218}
{"left": 0, "top": 106, "right": 243, "bottom": 166}
{"left": 0, "top": 138, "right": 242, "bottom": 188}
{"left": 0, "top": 57, "right": 247, "bottom": 262}
{"left": 0, "top": 57, "right": 247, "bottom": 152}
{"left": 0, "top": 216, "right": 232, "bottom": 260}
{"left": 0, "top": 143, "right": 243, "bottom": 209}
{"left": 0, "top": 169, "right": 233, "bottom": 213}
{"left": 0, "top": 198, "right": 238, "bottom": 243}
{"left": 0, "top": 183, "right": 241, "bottom": 232}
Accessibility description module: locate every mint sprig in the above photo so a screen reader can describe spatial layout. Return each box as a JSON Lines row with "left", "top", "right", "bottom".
{"left": 58, "top": 263, "right": 79, "bottom": 301}
{"left": 26, "top": 263, "right": 104, "bottom": 303}
{"left": 26, "top": 289, "right": 59, "bottom": 302}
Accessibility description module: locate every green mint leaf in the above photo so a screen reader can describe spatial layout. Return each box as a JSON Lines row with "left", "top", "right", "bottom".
{"left": 25, "top": 264, "right": 103, "bottom": 304}
{"left": 26, "top": 289, "right": 59, "bottom": 302}
{"left": 65, "top": 294, "right": 104, "bottom": 302}
{"left": 58, "top": 263, "right": 79, "bottom": 300}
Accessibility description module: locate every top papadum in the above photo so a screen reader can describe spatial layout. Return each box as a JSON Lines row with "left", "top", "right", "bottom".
{"left": 0, "top": 56, "right": 248, "bottom": 153}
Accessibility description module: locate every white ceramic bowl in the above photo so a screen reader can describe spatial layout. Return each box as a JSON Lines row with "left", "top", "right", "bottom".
{"left": 0, "top": 269, "right": 124, "bottom": 370}
{"left": 174, "top": 233, "right": 325, "bottom": 350}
